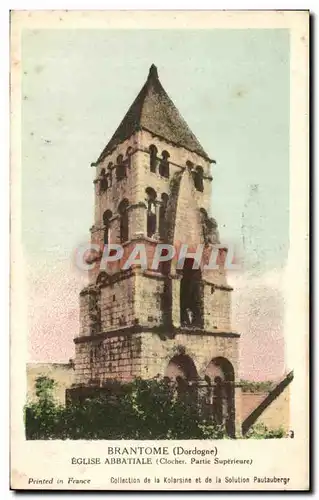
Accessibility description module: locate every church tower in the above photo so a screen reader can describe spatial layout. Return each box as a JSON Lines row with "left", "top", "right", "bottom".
{"left": 73, "top": 65, "right": 241, "bottom": 435}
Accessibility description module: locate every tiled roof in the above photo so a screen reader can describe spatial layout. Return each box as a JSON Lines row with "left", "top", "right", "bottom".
{"left": 95, "top": 64, "right": 210, "bottom": 163}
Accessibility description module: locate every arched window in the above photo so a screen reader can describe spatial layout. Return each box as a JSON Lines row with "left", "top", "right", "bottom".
{"left": 193, "top": 166, "right": 204, "bottom": 192}
{"left": 186, "top": 160, "right": 193, "bottom": 169}
{"left": 159, "top": 150, "right": 170, "bottom": 178}
{"left": 149, "top": 144, "right": 158, "bottom": 173}
{"left": 99, "top": 168, "right": 108, "bottom": 193}
{"left": 159, "top": 193, "right": 169, "bottom": 240}
{"left": 205, "top": 357, "right": 235, "bottom": 437}
{"left": 126, "top": 147, "right": 133, "bottom": 168}
{"left": 165, "top": 354, "right": 198, "bottom": 381}
{"left": 118, "top": 199, "right": 129, "bottom": 243}
{"left": 200, "top": 208, "right": 208, "bottom": 219}
{"left": 116, "top": 154, "right": 126, "bottom": 181}
{"left": 102, "top": 210, "right": 112, "bottom": 245}
{"left": 180, "top": 258, "right": 203, "bottom": 328}
{"left": 145, "top": 187, "right": 157, "bottom": 238}
{"left": 107, "top": 162, "right": 113, "bottom": 188}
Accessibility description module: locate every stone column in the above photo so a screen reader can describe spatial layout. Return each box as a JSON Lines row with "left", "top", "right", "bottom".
{"left": 129, "top": 203, "right": 147, "bottom": 239}
{"left": 154, "top": 200, "right": 161, "bottom": 239}
{"left": 171, "top": 275, "right": 182, "bottom": 328}
{"left": 234, "top": 384, "right": 243, "bottom": 438}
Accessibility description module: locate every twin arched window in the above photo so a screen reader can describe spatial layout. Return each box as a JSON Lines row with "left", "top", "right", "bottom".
{"left": 145, "top": 189, "right": 169, "bottom": 240}
{"left": 115, "top": 149, "right": 133, "bottom": 181}
{"left": 103, "top": 201, "right": 129, "bottom": 245}
{"left": 98, "top": 163, "right": 113, "bottom": 194}
{"left": 149, "top": 145, "right": 170, "bottom": 178}
{"left": 102, "top": 190, "right": 170, "bottom": 246}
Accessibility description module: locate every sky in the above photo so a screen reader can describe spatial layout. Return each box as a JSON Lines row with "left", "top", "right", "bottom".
{"left": 21, "top": 29, "right": 290, "bottom": 379}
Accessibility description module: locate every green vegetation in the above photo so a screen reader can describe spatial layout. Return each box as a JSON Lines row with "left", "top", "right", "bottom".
{"left": 25, "top": 376, "right": 224, "bottom": 440}
{"left": 239, "top": 379, "right": 276, "bottom": 393}
{"left": 244, "top": 422, "right": 285, "bottom": 439}
{"left": 25, "top": 376, "right": 285, "bottom": 440}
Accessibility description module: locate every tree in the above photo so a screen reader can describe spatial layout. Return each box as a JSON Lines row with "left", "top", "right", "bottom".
{"left": 25, "top": 377, "right": 225, "bottom": 440}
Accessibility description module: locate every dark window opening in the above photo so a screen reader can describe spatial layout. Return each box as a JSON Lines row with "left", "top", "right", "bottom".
{"left": 213, "top": 376, "right": 224, "bottom": 425}
{"left": 165, "top": 354, "right": 198, "bottom": 381}
{"left": 159, "top": 193, "right": 169, "bottom": 240}
{"left": 147, "top": 209, "right": 156, "bottom": 237}
{"left": 107, "top": 163, "right": 113, "bottom": 187}
{"left": 126, "top": 147, "right": 133, "bottom": 168}
{"left": 149, "top": 144, "right": 158, "bottom": 173}
{"left": 146, "top": 187, "right": 157, "bottom": 238}
{"left": 205, "top": 357, "right": 235, "bottom": 437}
{"left": 160, "top": 256, "right": 171, "bottom": 276}
{"left": 116, "top": 154, "right": 126, "bottom": 181}
{"left": 118, "top": 199, "right": 129, "bottom": 243}
{"left": 159, "top": 150, "right": 170, "bottom": 178}
{"left": 193, "top": 166, "right": 204, "bottom": 192}
{"left": 99, "top": 168, "right": 108, "bottom": 193}
{"left": 180, "top": 258, "right": 203, "bottom": 328}
{"left": 102, "top": 210, "right": 112, "bottom": 245}
{"left": 186, "top": 160, "right": 193, "bottom": 169}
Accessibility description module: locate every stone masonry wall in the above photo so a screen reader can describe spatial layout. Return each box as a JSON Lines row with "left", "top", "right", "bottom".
{"left": 140, "top": 331, "right": 240, "bottom": 380}
{"left": 79, "top": 287, "right": 100, "bottom": 337}
{"left": 74, "top": 334, "right": 144, "bottom": 384}
{"left": 203, "top": 285, "right": 232, "bottom": 332}
{"left": 100, "top": 275, "right": 136, "bottom": 331}
{"left": 134, "top": 273, "right": 164, "bottom": 327}
{"left": 74, "top": 329, "right": 239, "bottom": 386}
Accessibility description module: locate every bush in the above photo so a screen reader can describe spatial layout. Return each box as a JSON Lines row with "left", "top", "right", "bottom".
{"left": 244, "top": 422, "right": 285, "bottom": 439}
{"left": 25, "top": 376, "right": 225, "bottom": 440}
{"left": 240, "top": 380, "right": 275, "bottom": 393}
{"left": 25, "top": 376, "right": 63, "bottom": 440}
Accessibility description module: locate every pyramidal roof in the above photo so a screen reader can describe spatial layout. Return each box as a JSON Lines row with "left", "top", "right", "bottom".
{"left": 95, "top": 64, "right": 211, "bottom": 164}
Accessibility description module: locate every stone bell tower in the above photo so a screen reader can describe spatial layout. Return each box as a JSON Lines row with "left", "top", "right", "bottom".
{"left": 72, "top": 64, "right": 241, "bottom": 435}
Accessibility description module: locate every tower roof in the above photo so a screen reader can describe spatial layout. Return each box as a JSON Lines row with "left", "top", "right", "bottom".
{"left": 95, "top": 64, "right": 212, "bottom": 164}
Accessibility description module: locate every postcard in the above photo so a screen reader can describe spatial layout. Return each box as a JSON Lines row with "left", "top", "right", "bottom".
{"left": 10, "top": 10, "right": 309, "bottom": 491}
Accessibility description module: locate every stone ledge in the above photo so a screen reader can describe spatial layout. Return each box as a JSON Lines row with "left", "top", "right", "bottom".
{"left": 74, "top": 324, "right": 240, "bottom": 344}
{"left": 81, "top": 266, "right": 234, "bottom": 290}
